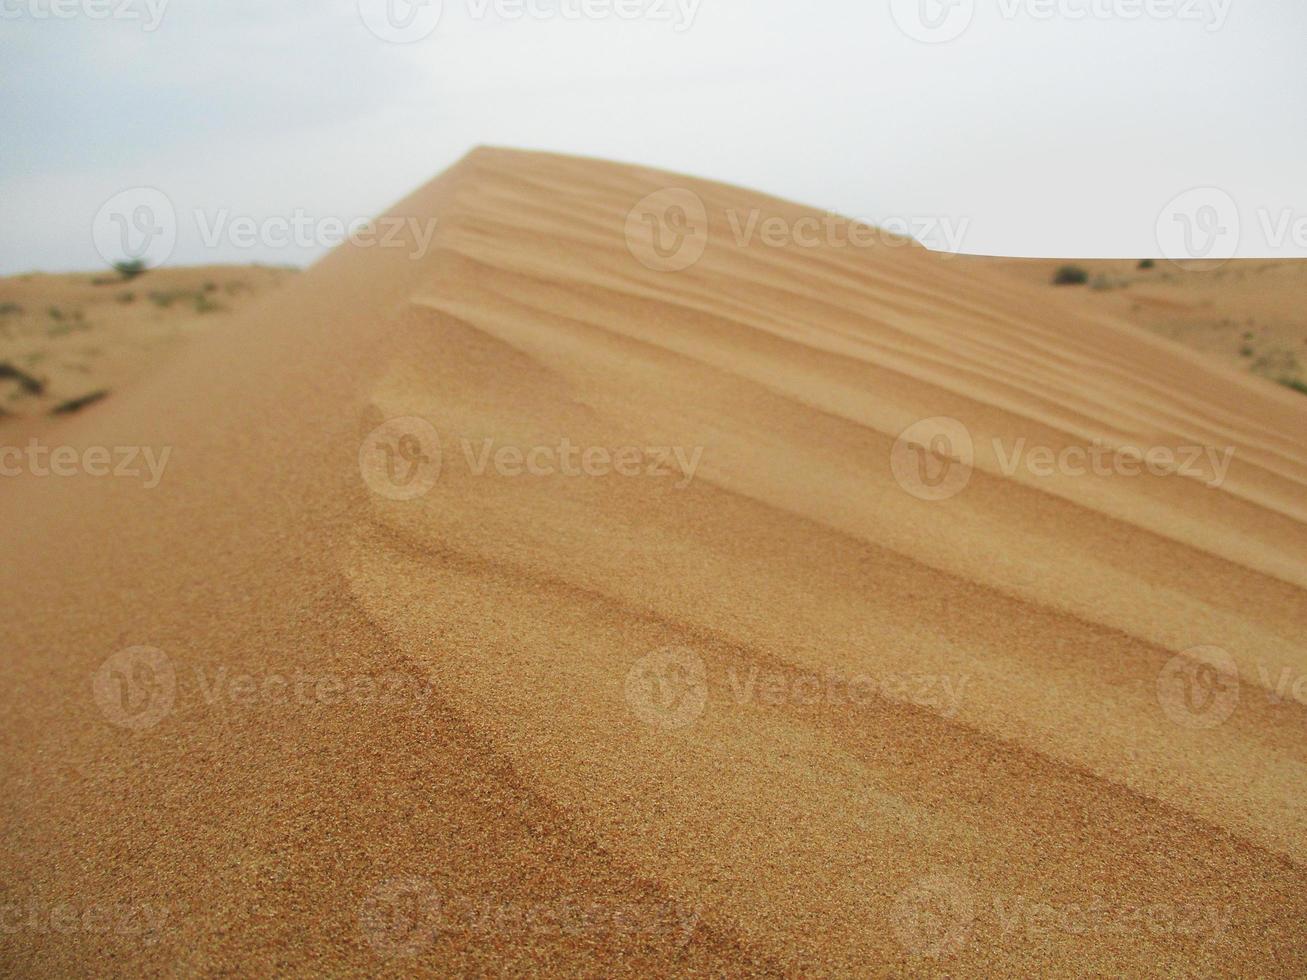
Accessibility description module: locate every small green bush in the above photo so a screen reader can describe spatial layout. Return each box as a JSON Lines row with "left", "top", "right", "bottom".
{"left": 113, "top": 259, "right": 148, "bottom": 281}
{"left": 1138, "top": 259, "right": 1155, "bottom": 270}
{"left": 1053, "top": 265, "right": 1089, "bottom": 286}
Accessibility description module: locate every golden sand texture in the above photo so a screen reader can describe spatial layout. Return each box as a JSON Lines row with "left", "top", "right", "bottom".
{"left": 1, "top": 148, "right": 1304, "bottom": 976}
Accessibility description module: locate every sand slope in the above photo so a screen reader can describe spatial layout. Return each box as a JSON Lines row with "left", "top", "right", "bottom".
{"left": 1, "top": 148, "right": 1305, "bottom": 976}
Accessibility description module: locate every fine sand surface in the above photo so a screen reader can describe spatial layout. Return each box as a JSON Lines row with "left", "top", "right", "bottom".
{"left": 1, "top": 148, "right": 1305, "bottom": 976}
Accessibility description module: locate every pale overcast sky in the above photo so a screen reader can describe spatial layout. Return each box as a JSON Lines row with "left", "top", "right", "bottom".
{"left": 1, "top": 0, "right": 1304, "bottom": 272}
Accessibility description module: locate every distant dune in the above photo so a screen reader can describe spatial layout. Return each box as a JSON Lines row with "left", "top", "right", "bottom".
{"left": 972, "top": 256, "right": 1307, "bottom": 392}
{"left": 0, "top": 265, "right": 294, "bottom": 423}
{"left": 1, "top": 149, "right": 1304, "bottom": 976}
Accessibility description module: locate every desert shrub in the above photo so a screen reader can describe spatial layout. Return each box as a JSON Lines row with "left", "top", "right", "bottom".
{"left": 1052, "top": 265, "right": 1089, "bottom": 286}
{"left": 0, "top": 362, "right": 45, "bottom": 395}
{"left": 1239, "top": 345, "right": 1254, "bottom": 357}
{"left": 0, "top": 302, "right": 21, "bottom": 315}
{"left": 1138, "top": 259, "right": 1155, "bottom": 270}
{"left": 118, "top": 292, "right": 136, "bottom": 304}
{"left": 1279, "top": 378, "right": 1307, "bottom": 396}
{"left": 113, "top": 259, "right": 147, "bottom": 280}
{"left": 50, "top": 389, "right": 109, "bottom": 415}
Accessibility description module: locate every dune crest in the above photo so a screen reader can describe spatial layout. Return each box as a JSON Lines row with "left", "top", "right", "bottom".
{"left": 2, "top": 148, "right": 1305, "bottom": 975}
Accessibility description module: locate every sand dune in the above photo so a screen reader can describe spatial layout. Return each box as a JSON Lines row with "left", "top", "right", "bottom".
{"left": 1, "top": 148, "right": 1304, "bottom": 976}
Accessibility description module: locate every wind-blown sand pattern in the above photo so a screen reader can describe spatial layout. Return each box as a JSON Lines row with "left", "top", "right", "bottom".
{"left": 1, "top": 148, "right": 1305, "bottom": 976}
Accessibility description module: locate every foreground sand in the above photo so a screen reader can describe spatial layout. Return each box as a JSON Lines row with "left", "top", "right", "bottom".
{"left": 1, "top": 148, "right": 1304, "bottom": 976}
